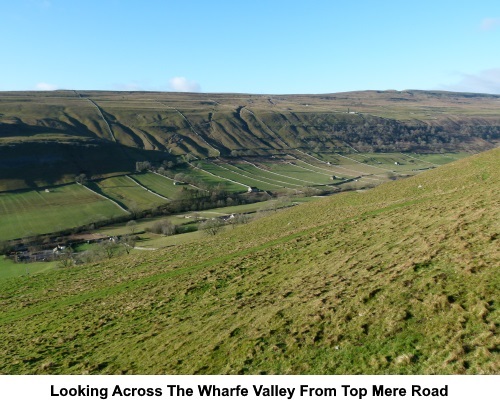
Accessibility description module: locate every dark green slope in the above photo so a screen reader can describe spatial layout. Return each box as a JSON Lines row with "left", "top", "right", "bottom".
{"left": 0, "top": 148, "right": 498, "bottom": 374}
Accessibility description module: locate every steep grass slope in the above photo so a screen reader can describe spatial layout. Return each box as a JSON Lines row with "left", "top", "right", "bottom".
{"left": 0, "top": 149, "right": 498, "bottom": 374}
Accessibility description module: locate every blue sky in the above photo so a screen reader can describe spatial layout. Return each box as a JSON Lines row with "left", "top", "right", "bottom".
{"left": 1, "top": 0, "right": 500, "bottom": 94}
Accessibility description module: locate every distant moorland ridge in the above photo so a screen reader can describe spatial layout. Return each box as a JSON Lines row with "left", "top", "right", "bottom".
{"left": 1, "top": 90, "right": 499, "bottom": 190}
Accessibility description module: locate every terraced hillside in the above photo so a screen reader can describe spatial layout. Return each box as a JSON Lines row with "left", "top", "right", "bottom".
{"left": 0, "top": 148, "right": 497, "bottom": 374}
{"left": 1, "top": 90, "right": 499, "bottom": 190}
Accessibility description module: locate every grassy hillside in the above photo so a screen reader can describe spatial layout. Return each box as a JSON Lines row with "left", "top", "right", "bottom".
{"left": 1, "top": 90, "right": 498, "bottom": 190}
{"left": 0, "top": 148, "right": 498, "bottom": 374}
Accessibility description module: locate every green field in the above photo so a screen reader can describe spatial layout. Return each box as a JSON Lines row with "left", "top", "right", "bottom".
{"left": 303, "top": 152, "right": 388, "bottom": 176}
{"left": 93, "top": 176, "right": 167, "bottom": 211}
{"left": 344, "top": 152, "right": 433, "bottom": 172}
{"left": 0, "top": 256, "right": 56, "bottom": 279}
{"left": 265, "top": 161, "right": 335, "bottom": 185}
{"left": 231, "top": 162, "right": 309, "bottom": 187}
{"left": 130, "top": 172, "right": 198, "bottom": 199}
{"left": 203, "top": 162, "right": 286, "bottom": 191}
{"left": 291, "top": 157, "right": 356, "bottom": 179}
{"left": 0, "top": 149, "right": 497, "bottom": 374}
{"left": 403, "top": 152, "right": 471, "bottom": 166}
{"left": 0, "top": 184, "right": 125, "bottom": 241}
{"left": 183, "top": 165, "right": 248, "bottom": 193}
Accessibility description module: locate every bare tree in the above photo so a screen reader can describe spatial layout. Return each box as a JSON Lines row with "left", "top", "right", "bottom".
{"left": 100, "top": 240, "right": 120, "bottom": 259}
{"left": 120, "top": 235, "right": 136, "bottom": 254}
{"left": 128, "top": 202, "right": 141, "bottom": 219}
{"left": 199, "top": 218, "right": 224, "bottom": 236}
{"left": 147, "top": 219, "right": 177, "bottom": 236}
{"left": 127, "top": 220, "right": 138, "bottom": 235}
{"left": 135, "top": 161, "right": 152, "bottom": 172}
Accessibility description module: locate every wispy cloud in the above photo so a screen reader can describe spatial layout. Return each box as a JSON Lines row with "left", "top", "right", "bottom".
{"left": 34, "top": 82, "right": 58, "bottom": 91}
{"left": 168, "top": 77, "right": 201, "bottom": 92}
{"left": 480, "top": 17, "right": 500, "bottom": 31}
{"left": 443, "top": 68, "right": 500, "bottom": 94}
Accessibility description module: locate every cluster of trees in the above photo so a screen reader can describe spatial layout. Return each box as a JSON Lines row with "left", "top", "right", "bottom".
{"left": 146, "top": 219, "right": 178, "bottom": 236}
{"left": 292, "top": 114, "right": 500, "bottom": 153}
{"left": 135, "top": 161, "right": 152, "bottom": 172}
{"left": 199, "top": 218, "right": 224, "bottom": 236}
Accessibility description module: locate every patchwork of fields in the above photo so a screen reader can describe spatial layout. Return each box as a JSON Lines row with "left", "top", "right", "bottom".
{"left": 0, "top": 152, "right": 466, "bottom": 242}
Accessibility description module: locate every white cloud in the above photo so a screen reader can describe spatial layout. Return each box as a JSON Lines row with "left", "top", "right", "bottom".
{"left": 34, "top": 82, "right": 58, "bottom": 91}
{"left": 443, "top": 68, "right": 500, "bottom": 94}
{"left": 480, "top": 18, "right": 500, "bottom": 31}
{"left": 168, "top": 77, "right": 201, "bottom": 92}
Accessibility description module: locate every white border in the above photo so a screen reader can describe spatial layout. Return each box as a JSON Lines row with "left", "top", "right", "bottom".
{"left": 1, "top": 375, "right": 498, "bottom": 404}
